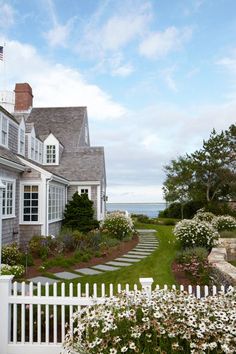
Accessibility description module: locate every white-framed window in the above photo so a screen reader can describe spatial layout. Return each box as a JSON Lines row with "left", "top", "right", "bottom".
{"left": 29, "top": 134, "right": 43, "bottom": 163}
{"left": 85, "top": 125, "right": 89, "bottom": 145}
{"left": 31, "top": 136, "right": 35, "bottom": 160}
{"left": 48, "top": 184, "right": 66, "bottom": 222}
{"left": 23, "top": 185, "right": 39, "bottom": 222}
{"left": 0, "top": 114, "right": 8, "bottom": 147}
{"left": 39, "top": 143, "right": 43, "bottom": 163}
{"left": 46, "top": 145, "right": 56, "bottom": 164}
{"left": 78, "top": 186, "right": 91, "bottom": 199}
{"left": 1, "top": 179, "right": 15, "bottom": 218}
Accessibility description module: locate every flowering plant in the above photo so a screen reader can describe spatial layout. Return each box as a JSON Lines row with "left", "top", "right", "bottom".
{"left": 100, "top": 213, "right": 134, "bottom": 240}
{"left": 2, "top": 243, "right": 23, "bottom": 266}
{"left": 212, "top": 215, "right": 236, "bottom": 232}
{"left": 193, "top": 211, "right": 215, "bottom": 223}
{"left": 0, "top": 264, "right": 25, "bottom": 277}
{"left": 173, "top": 219, "right": 219, "bottom": 249}
{"left": 63, "top": 288, "right": 236, "bottom": 354}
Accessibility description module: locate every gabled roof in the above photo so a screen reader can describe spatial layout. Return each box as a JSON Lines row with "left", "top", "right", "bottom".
{"left": 45, "top": 147, "right": 105, "bottom": 181}
{"left": 0, "top": 105, "right": 19, "bottom": 125}
{"left": 26, "top": 107, "right": 86, "bottom": 149}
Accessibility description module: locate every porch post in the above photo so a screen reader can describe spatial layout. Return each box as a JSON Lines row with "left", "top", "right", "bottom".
{"left": 0, "top": 275, "right": 14, "bottom": 354}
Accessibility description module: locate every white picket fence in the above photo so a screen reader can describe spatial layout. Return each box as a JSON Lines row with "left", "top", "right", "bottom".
{"left": 0, "top": 275, "right": 229, "bottom": 354}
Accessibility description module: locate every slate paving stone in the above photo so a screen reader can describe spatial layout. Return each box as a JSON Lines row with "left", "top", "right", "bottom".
{"left": 28, "top": 276, "right": 60, "bottom": 286}
{"left": 106, "top": 261, "right": 132, "bottom": 267}
{"left": 115, "top": 257, "right": 140, "bottom": 263}
{"left": 121, "top": 254, "right": 146, "bottom": 259}
{"left": 75, "top": 268, "right": 103, "bottom": 275}
{"left": 92, "top": 264, "right": 120, "bottom": 271}
{"left": 128, "top": 251, "right": 152, "bottom": 255}
{"left": 54, "top": 271, "right": 81, "bottom": 280}
{"left": 137, "top": 229, "right": 157, "bottom": 233}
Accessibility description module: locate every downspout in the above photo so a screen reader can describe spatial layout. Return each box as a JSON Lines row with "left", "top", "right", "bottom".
{"left": 45, "top": 176, "right": 53, "bottom": 236}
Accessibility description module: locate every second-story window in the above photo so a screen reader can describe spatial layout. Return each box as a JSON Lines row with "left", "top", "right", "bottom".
{"left": 46, "top": 145, "right": 56, "bottom": 164}
{"left": 31, "top": 137, "right": 35, "bottom": 159}
{"left": 1, "top": 115, "right": 8, "bottom": 147}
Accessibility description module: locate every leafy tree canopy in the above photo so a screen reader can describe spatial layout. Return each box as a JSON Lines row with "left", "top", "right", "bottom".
{"left": 163, "top": 124, "right": 236, "bottom": 208}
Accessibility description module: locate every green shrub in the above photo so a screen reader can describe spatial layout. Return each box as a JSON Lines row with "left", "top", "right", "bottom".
{"left": 159, "top": 201, "right": 204, "bottom": 219}
{"left": 212, "top": 215, "right": 236, "bottom": 231}
{"left": 0, "top": 264, "right": 25, "bottom": 277}
{"left": 132, "top": 214, "right": 151, "bottom": 223}
{"left": 176, "top": 247, "right": 208, "bottom": 264}
{"left": 173, "top": 219, "right": 219, "bottom": 249}
{"left": 175, "top": 247, "right": 212, "bottom": 284}
{"left": 101, "top": 212, "right": 134, "bottom": 240}
{"left": 29, "top": 235, "right": 64, "bottom": 259}
{"left": 2, "top": 243, "right": 23, "bottom": 266}
{"left": 63, "top": 192, "right": 99, "bottom": 232}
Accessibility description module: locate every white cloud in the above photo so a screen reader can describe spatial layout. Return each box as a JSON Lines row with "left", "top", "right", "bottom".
{"left": 111, "top": 63, "right": 134, "bottom": 77}
{"left": 0, "top": 38, "right": 126, "bottom": 120}
{"left": 139, "top": 26, "right": 193, "bottom": 59}
{"left": 43, "top": 0, "right": 76, "bottom": 47}
{"left": 161, "top": 66, "right": 178, "bottom": 92}
{"left": 0, "top": 2, "right": 15, "bottom": 29}
{"left": 78, "top": 2, "right": 152, "bottom": 57}
{"left": 44, "top": 20, "right": 74, "bottom": 47}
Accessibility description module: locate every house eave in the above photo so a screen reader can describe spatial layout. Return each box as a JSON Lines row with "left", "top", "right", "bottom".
{"left": 0, "top": 157, "right": 25, "bottom": 172}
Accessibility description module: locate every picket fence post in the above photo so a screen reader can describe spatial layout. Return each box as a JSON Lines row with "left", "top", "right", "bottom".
{"left": 139, "top": 277, "right": 154, "bottom": 297}
{"left": 0, "top": 275, "right": 14, "bottom": 354}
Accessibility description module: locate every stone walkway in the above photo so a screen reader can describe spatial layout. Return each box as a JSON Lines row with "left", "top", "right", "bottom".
{"left": 28, "top": 229, "right": 158, "bottom": 285}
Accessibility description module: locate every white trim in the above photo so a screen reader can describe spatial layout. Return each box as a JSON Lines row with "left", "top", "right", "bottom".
{"left": 70, "top": 181, "right": 100, "bottom": 186}
{"left": 0, "top": 177, "right": 16, "bottom": 219}
{"left": 19, "top": 181, "right": 42, "bottom": 225}
{"left": 78, "top": 186, "right": 91, "bottom": 200}
{"left": 0, "top": 157, "right": 25, "bottom": 171}
{"left": 0, "top": 113, "right": 9, "bottom": 148}
{"left": 18, "top": 157, "right": 52, "bottom": 178}
{"left": 97, "top": 184, "right": 101, "bottom": 221}
{"left": 43, "top": 133, "right": 60, "bottom": 165}
{"left": 18, "top": 118, "right": 25, "bottom": 156}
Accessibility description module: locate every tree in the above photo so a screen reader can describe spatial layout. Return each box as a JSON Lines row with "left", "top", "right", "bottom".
{"left": 63, "top": 192, "right": 99, "bottom": 233}
{"left": 163, "top": 125, "right": 236, "bottom": 210}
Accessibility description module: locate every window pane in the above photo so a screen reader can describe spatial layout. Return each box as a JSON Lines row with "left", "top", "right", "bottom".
{"left": 23, "top": 185, "right": 39, "bottom": 223}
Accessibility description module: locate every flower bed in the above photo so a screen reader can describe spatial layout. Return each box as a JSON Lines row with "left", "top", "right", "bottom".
{"left": 63, "top": 288, "right": 236, "bottom": 354}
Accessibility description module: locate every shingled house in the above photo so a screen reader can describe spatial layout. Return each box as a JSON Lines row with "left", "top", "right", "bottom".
{"left": 0, "top": 83, "right": 106, "bottom": 245}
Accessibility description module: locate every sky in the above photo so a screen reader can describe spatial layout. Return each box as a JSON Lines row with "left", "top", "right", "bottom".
{"left": 0, "top": 0, "right": 235, "bottom": 202}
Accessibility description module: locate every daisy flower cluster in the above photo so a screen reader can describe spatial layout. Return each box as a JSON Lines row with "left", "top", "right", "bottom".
{"left": 100, "top": 212, "right": 134, "bottom": 240}
{"left": 63, "top": 288, "right": 236, "bottom": 354}
{"left": 211, "top": 215, "right": 236, "bottom": 232}
{"left": 194, "top": 211, "right": 216, "bottom": 223}
{"left": 174, "top": 219, "right": 219, "bottom": 249}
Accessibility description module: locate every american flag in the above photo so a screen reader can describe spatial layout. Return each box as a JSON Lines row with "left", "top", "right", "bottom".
{"left": 0, "top": 46, "right": 3, "bottom": 61}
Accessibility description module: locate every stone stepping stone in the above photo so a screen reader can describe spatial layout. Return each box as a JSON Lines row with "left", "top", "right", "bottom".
{"left": 92, "top": 264, "right": 119, "bottom": 272}
{"left": 75, "top": 268, "right": 103, "bottom": 275}
{"left": 121, "top": 254, "right": 146, "bottom": 259}
{"left": 135, "top": 248, "right": 156, "bottom": 252}
{"left": 139, "top": 242, "right": 158, "bottom": 245}
{"left": 128, "top": 251, "right": 152, "bottom": 255}
{"left": 135, "top": 245, "right": 157, "bottom": 249}
{"left": 54, "top": 271, "right": 81, "bottom": 280}
{"left": 106, "top": 261, "right": 132, "bottom": 267}
{"left": 28, "top": 276, "right": 59, "bottom": 286}
{"left": 137, "top": 229, "right": 157, "bottom": 233}
{"left": 115, "top": 257, "right": 140, "bottom": 263}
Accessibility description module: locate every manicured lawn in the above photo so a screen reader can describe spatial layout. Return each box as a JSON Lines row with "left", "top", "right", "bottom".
{"left": 41, "top": 224, "right": 180, "bottom": 295}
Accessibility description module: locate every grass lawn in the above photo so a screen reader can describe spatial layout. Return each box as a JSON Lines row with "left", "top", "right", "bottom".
{"left": 40, "top": 224, "right": 179, "bottom": 295}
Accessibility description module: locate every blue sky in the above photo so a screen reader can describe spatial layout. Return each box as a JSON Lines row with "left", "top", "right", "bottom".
{"left": 0, "top": 0, "right": 236, "bottom": 202}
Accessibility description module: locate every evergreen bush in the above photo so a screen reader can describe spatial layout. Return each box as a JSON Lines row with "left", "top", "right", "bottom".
{"left": 63, "top": 192, "right": 99, "bottom": 232}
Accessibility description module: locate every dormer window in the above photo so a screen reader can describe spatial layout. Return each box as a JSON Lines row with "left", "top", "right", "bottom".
{"left": 46, "top": 145, "right": 56, "bottom": 164}
{"left": 1, "top": 115, "right": 8, "bottom": 147}
{"left": 43, "top": 133, "right": 60, "bottom": 165}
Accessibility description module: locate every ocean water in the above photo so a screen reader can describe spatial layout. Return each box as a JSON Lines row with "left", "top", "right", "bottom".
{"left": 107, "top": 203, "right": 166, "bottom": 218}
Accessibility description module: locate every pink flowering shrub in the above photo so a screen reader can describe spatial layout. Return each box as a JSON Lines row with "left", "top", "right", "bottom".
{"left": 63, "top": 288, "right": 236, "bottom": 354}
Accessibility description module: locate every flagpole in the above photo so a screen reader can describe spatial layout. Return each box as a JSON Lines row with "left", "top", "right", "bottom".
{"left": 3, "top": 42, "right": 6, "bottom": 92}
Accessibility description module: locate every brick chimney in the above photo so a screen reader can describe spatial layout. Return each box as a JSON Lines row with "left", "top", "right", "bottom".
{"left": 14, "top": 83, "right": 33, "bottom": 112}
